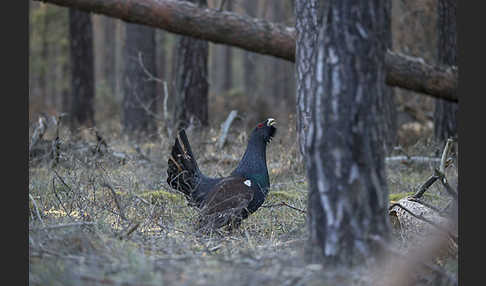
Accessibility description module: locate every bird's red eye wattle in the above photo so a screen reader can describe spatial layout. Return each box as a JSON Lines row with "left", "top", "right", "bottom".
{"left": 257, "top": 123, "right": 264, "bottom": 128}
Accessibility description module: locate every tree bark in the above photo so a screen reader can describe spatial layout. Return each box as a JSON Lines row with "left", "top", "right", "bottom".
{"left": 305, "top": 0, "right": 390, "bottom": 265}
{"left": 221, "top": 0, "right": 233, "bottom": 93}
{"left": 385, "top": 51, "right": 457, "bottom": 102}
{"left": 40, "top": 6, "right": 50, "bottom": 107}
{"left": 103, "top": 17, "right": 117, "bottom": 95}
{"left": 268, "top": 0, "right": 294, "bottom": 108}
{"left": 378, "top": 0, "right": 397, "bottom": 154}
{"left": 295, "top": 0, "right": 322, "bottom": 158}
{"left": 434, "top": 0, "right": 457, "bottom": 142}
{"left": 242, "top": 0, "right": 258, "bottom": 97}
{"left": 69, "top": 8, "right": 95, "bottom": 127}
{"left": 37, "top": 0, "right": 458, "bottom": 100}
{"left": 173, "top": 0, "right": 209, "bottom": 130}
{"left": 122, "top": 23, "right": 157, "bottom": 135}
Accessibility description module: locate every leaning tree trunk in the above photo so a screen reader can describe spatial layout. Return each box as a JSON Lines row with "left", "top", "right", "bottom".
{"left": 122, "top": 23, "right": 157, "bottom": 135}
{"left": 434, "top": 0, "right": 457, "bottom": 142}
{"left": 37, "top": 0, "right": 458, "bottom": 101}
{"left": 305, "top": 0, "right": 390, "bottom": 265}
{"left": 69, "top": 8, "right": 95, "bottom": 127}
{"left": 173, "top": 0, "right": 209, "bottom": 130}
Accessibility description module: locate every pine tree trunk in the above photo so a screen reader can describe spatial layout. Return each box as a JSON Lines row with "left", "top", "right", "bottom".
{"left": 114, "top": 20, "right": 124, "bottom": 101}
{"left": 122, "top": 23, "right": 157, "bottom": 135}
{"left": 378, "top": 0, "right": 397, "bottom": 154}
{"left": 221, "top": 0, "right": 233, "bottom": 93}
{"left": 40, "top": 7, "right": 49, "bottom": 107}
{"left": 268, "top": 1, "right": 295, "bottom": 109}
{"left": 242, "top": 0, "right": 257, "bottom": 97}
{"left": 305, "top": 0, "right": 390, "bottom": 265}
{"left": 173, "top": 0, "right": 209, "bottom": 130}
{"left": 69, "top": 8, "right": 95, "bottom": 127}
{"left": 104, "top": 17, "right": 117, "bottom": 96}
{"left": 295, "top": 0, "right": 322, "bottom": 158}
{"left": 434, "top": 0, "right": 457, "bottom": 142}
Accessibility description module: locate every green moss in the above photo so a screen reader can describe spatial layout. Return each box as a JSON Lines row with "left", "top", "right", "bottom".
{"left": 138, "top": 190, "right": 185, "bottom": 205}
{"left": 388, "top": 191, "right": 415, "bottom": 202}
{"left": 267, "top": 190, "right": 301, "bottom": 201}
{"left": 388, "top": 191, "right": 442, "bottom": 203}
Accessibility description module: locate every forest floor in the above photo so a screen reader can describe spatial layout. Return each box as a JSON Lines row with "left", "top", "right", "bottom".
{"left": 28, "top": 117, "right": 458, "bottom": 286}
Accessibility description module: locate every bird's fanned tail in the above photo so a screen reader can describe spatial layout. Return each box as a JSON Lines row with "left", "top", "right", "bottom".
{"left": 167, "top": 129, "right": 201, "bottom": 203}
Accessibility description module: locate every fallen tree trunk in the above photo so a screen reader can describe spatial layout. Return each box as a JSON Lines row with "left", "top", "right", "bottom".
{"left": 385, "top": 51, "right": 458, "bottom": 102}
{"left": 36, "top": 0, "right": 458, "bottom": 101}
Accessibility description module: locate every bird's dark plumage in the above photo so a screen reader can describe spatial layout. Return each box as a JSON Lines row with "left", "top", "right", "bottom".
{"left": 167, "top": 118, "right": 276, "bottom": 230}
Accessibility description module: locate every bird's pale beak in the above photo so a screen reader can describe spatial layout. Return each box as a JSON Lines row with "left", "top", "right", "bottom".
{"left": 267, "top": 118, "right": 276, "bottom": 126}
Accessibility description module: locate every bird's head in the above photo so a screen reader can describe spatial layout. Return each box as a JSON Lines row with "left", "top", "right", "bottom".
{"left": 253, "top": 118, "right": 277, "bottom": 144}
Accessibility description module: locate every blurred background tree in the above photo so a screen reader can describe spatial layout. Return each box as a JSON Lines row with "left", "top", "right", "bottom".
{"left": 69, "top": 8, "right": 95, "bottom": 128}
{"left": 122, "top": 22, "right": 157, "bottom": 136}
{"left": 173, "top": 0, "right": 210, "bottom": 131}
{"left": 434, "top": 0, "right": 457, "bottom": 143}
{"left": 29, "top": 0, "right": 449, "bottom": 149}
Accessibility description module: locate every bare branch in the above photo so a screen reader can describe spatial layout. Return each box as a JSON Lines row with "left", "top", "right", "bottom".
{"left": 261, "top": 201, "right": 306, "bottom": 214}
{"left": 411, "top": 175, "right": 439, "bottom": 199}
{"left": 385, "top": 156, "right": 441, "bottom": 165}
{"left": 439, "top": 138, "right": 455, "bottom": 173}
{"left": 138, "top": 51, "right": 164, "bottom": 83}
{"left": 163, "top": 81, "right": 172, "bottom": 137}
{"left": 434, "top": 169, "right": 458, "bottom": 200}
{"left": 101, "top": 183, "right": 128, "bottom": 221}
{"left": 29, "top": 194, "right": 45, "bottom": 227}
{"left": 51, "top": 173, "right": 74, "bottom": 218}
{"left": 217, "top": 110, "right": 238, "bottom": 149}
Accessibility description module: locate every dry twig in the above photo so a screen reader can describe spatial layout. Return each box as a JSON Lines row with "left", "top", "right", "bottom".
{"left": 262, "top": 201, "right": 306, "bottom": 214}
{"left": 29, "top": 194, "right": 45, "bottom": 227}
{"left": 101, "top": 182, "right": 128, "bottom": 221}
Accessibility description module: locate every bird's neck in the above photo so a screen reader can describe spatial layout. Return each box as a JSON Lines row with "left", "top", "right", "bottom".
{"left": 232, "top": 134, "right": 269, "bottom": 188}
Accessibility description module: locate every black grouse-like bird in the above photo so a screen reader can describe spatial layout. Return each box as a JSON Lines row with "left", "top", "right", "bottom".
{"left": 167, "top": 118, "right": 276, "bottom": 230}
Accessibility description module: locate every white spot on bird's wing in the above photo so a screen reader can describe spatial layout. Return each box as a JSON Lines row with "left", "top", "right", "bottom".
{"left": 243, "top": 180, "right": 252, "bottom": 187}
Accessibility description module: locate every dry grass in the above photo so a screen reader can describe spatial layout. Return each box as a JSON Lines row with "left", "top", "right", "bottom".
{"left": 29, "top": 117, "right": 457, "bottom": 286}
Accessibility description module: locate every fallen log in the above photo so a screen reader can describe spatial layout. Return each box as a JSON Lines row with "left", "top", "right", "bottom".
{"left": 35, "top": 0, "right": 458, "bottom": 101}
